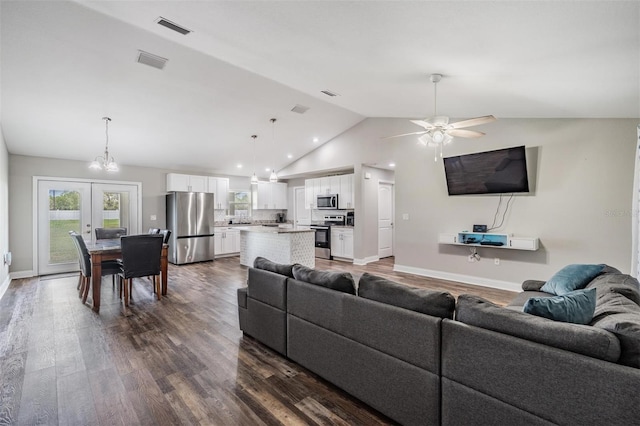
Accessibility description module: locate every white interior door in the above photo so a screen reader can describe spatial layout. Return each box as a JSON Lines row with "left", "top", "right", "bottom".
{"left": 378, "top": 182, "right": 394, "bottom": 258}
{"left": 37, "top": 180, "right": 92, "bottom": 275}
{"left": 294, "top": 186, "right": 311, "bottom": 226}
{"left": 91, "top": 183, "right": 139, "bottom": 240}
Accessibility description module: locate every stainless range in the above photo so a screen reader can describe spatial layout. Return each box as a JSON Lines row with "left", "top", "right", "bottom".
{"left": 309, "top": 215, "right": 345, "bottom": 259}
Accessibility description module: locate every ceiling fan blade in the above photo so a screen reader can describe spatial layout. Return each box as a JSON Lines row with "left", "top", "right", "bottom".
{"left": 447, "top": 129, "right": 485, "bottom": 138}
{"left": 381, "top": 131, "right": 428, "bottom": 139}
{"left": 449, "top": 115, "right": 496, "bottom": 129}
{"left": 410, "top": 120, "right": 435, "bottom": 130}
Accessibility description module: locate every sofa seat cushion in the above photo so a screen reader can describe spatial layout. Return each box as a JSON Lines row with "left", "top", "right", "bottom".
{"left": 253, "top": 256, "right": 295, "bottom": 278}
{"left": 455, "top": 294, "right": 620, "bottom": 362}
{"left": 358, "top": 273, "right": 455, "bottom": 319}
{"left": 591, "top": 292, "right": 640, "bottom": 368}
{"left": 292, "top": 264, "right": 356, "bottom": 294}
{"left": 586, "top": 273, "right": 640, "bottom": 306}
{"left": 540, "top": 264, "right": 605, "bottom": 295}
{"left": 523, "top": 288, "right": 596, "bottom": 325}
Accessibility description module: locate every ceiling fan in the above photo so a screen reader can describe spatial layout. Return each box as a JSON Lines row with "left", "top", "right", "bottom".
{"left": 384, "top": 74, "right": 496, "bottom": 161}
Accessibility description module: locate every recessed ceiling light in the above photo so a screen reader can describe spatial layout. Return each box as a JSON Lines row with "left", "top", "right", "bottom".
{"left": 237, "top": 164, "right": 242, "bottom": 168}
{"left": 287, "top": 154, "right": 293, "bottom": 159}
{"left": 313, "top": 137, "right": 319, "bottom": 143}
{"left": 389, "top": 162, "right": 396, "bottom": 167}
{"left": 265, "top": 167, "right": 271, "bottom": 172}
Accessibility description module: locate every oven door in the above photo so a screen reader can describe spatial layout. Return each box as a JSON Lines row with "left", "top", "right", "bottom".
{"left": 310, "top": 225, "right": 332, "bottom": 259}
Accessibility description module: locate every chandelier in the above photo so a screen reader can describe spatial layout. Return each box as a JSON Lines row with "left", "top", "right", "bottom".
{"left": 89, "top": 117, "right": 118, "bottom": 172}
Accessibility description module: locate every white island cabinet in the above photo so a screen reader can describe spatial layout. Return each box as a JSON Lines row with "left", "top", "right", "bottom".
{"left": 240, "top": 227, "right": 315, "bottom": 268}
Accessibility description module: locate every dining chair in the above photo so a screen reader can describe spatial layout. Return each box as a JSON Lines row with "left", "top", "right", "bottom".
{"left": 95, "top": 227, "right": 127, "bottom": 240}
{"left": 69, "top": 231, "right": 121, "bottom": 304}
{"left": 117, "top": 234, "right": 164, "bottom": 306}
{"left": 148, "top": 228, "right": 160, "bottom": 234}
{"left": 158, "top": 229, "right": 171, "bottom": 244}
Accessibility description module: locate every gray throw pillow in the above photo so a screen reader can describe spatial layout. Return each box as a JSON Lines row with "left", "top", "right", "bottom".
{"left": 292, "top": 264, "right": 356, "bottom": 294}
{"left": 253, "top": 256, "right": 295, "bottom": 278}
{"left": 455, "top": 294, "right": 621, "bottom": 362}
{"left": 591, "top": 291, "right": 640, "bottom": 368}
{"left": 358, "top": 273, "right": 455, "bottom": 319}
{"left": 523, "top": 288, "right": 596, "bottom": 325}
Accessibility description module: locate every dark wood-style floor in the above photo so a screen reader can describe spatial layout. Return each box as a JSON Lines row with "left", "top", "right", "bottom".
{"left": 0, "top": 257, "right": 516, "bottom": 425}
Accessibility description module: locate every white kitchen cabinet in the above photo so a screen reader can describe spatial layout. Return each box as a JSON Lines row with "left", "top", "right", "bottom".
{"left": 320, "top": 176, "right": 340, "bottom": 195}
{"left": 339, "top": 174, "right": 354, "bottom": 209}
{"left": 215, "top": 227, "right": 240, "bottom": 256}
{"left": 331, "top": 228, "right": 354, "bottom": 260}
{"left": 166, "top": 173, "right": 208, "bottom": 192}
{"left": 207, "top": 177, "right": 229, "bottom": 209}
{"left": 304, "top": 179, "right": 315, "bottom": 209}
{"left": 254, "top": 182, "right": 288, "bottom": 210}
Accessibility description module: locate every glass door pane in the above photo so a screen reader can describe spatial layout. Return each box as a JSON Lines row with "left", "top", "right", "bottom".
{"left": 37, "top": 180, "right": 92, "bottom": 275}
{"left": 91, "top": 183, "right": 139, "bottom": 240}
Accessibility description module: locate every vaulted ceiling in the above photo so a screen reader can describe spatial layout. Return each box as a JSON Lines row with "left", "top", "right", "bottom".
{"left": 1, "top": 1, "right": 638, "bottom": 178}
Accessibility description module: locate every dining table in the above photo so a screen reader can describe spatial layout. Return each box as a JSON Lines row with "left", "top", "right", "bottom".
{"left": 86, "top": 238, "right": 169, "bottom": 313}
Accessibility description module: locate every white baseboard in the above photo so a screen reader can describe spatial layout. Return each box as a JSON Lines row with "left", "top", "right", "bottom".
{"left": 393, "top": 264, "right": 521, "bottom": 292}
{"left": 353, "top": 255, "right": 380, "bottom": 266}
{"left": 0, "top": 275, "right": 10, "bottom": 301}
{"left": 9, "top": 270, "right": 35, "bottom": 280}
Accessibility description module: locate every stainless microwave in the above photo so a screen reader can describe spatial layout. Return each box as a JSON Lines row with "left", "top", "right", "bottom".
{"left": 317, "top": 194, "right": 338, "bottom": 209}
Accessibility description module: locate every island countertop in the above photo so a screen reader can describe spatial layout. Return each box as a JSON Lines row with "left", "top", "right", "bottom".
{"left": 237, "top": 226, "right": 313, "bottom": 234}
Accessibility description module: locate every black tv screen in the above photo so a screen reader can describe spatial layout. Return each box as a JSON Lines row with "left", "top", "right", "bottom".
{"left": 443, "top": 146, "right": 529, "bottom": 195}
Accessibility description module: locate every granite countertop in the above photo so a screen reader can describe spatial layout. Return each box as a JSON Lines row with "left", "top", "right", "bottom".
{"left": 238, "top": 226, "right": 314, "bottom": 234}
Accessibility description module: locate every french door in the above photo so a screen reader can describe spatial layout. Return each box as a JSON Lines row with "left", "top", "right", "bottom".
{"left": 36, "top": 178, "right": 140, "bottom": 275}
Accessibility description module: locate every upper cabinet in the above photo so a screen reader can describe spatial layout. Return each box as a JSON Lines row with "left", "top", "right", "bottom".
{"left": 254, "top": 182, "right": 287, "bottom": 210}
{"left": 166, "top": 173, "right": 208, "bottom": 193}
{"left": 207, "top": 177, "right": 229, "bottom": 209}
{"left": 304, "top": 174, "right": 354, "bottom": 210}
{"left": 166, "top": 174, "right": 229, "bottom": 209}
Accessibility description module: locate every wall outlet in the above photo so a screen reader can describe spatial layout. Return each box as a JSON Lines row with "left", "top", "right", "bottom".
{"left": 494, "top": 258, "right": 500, "bottom": 265}
{"left": 150, "top": 215, "right": 157, "bottom": 221}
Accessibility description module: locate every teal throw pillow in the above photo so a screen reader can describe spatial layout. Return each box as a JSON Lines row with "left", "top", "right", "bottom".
{"left": 540, "top": 264, "right": 605, "bottom": 295}
{"left": 523, "top": 288, "right": 597, "bottom": 325}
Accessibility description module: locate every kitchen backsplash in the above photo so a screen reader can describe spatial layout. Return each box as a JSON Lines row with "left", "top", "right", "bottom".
{"left": 215, "top": 209, "right": 287, "bottom": 225}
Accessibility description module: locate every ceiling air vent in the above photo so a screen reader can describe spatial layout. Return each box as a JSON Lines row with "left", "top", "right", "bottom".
{"left": 321, "top": 90, "right": 339, "bottom": 97}
{"left": 291, "top": 104, "right": 310, "bottom": 114}
{"left": 156, "top": 17, "right": 192, "bottom": 35}
{"left": 137, "top": 50, "right": 168, "bottom": 70}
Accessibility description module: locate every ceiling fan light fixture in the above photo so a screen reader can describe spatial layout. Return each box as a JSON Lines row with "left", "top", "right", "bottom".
{"left": 89, "top": 117, "right": 118, "bottom": 172}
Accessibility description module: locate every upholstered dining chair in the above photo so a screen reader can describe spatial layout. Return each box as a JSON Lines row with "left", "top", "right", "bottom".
{"left": 69, "top": 231, "right": 121, "bottom": 304}
{"left": 158, "top": 229, "right": 171, "bottom": 244}
{"left": 117, "top": 234, "right": 164, "bottom": 306}
{"left": 95, "top": 227, "right": 127, "bottom": 240}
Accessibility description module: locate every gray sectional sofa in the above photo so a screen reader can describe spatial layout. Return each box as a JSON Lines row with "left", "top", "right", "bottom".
{"left": 237, "top": 259, "right": 640, "bottom": 425}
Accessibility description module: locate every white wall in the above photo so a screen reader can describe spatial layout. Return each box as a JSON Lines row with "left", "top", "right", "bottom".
{"left": 0, "top": 125, "right": 9, "bottom": 296}
{"left": 283, "top": 117, "right": 639, "bottom": 290}
{"left": 8, "top": 154, "right": 252, "bottom": 275}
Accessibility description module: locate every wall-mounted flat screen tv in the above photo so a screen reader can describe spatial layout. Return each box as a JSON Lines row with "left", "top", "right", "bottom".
{"left": 443, "top": 145, "right": 529, "bottom": 195}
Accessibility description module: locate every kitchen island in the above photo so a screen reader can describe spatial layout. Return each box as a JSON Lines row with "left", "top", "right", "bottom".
{"left": 239, "top": 226, "right": 315, "bottom": 268}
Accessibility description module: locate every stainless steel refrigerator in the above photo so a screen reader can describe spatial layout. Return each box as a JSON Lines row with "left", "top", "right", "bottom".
{"left": 166, "top": 192, "right": 215, "bottom": 264}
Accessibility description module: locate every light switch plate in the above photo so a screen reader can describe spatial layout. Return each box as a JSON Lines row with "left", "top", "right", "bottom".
{"left": 402, "top": 213, "right": 409, "bottom": 220}
{"left": 150, "top": 215, "right": 157, "bottom": 221}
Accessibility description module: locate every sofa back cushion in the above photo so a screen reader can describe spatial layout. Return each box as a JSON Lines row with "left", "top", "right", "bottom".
{"left": 455, "top": 294, "right": 621, "bottom": 362}
{"left": 591, "top": 291, "right": 640, "bottom": 368}
{"left": 253, "top": 256, "right": 295, "bottom": 278}
{"left": 247, "top": 267, "right": 288, "bottom": 310}
{"left": 586, "top": 273, "right": 640, "bottom": 306}
{"left": 358, "top": 273, "right": 455, "bottom": 319}
{"left": 292, "top": 264, "right": 356, "bottom": 294}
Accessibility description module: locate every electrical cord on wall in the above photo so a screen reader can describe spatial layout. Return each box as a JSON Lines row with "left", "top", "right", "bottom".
{"left": 488, "top": 193, "right": 515, "bottom": 231}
